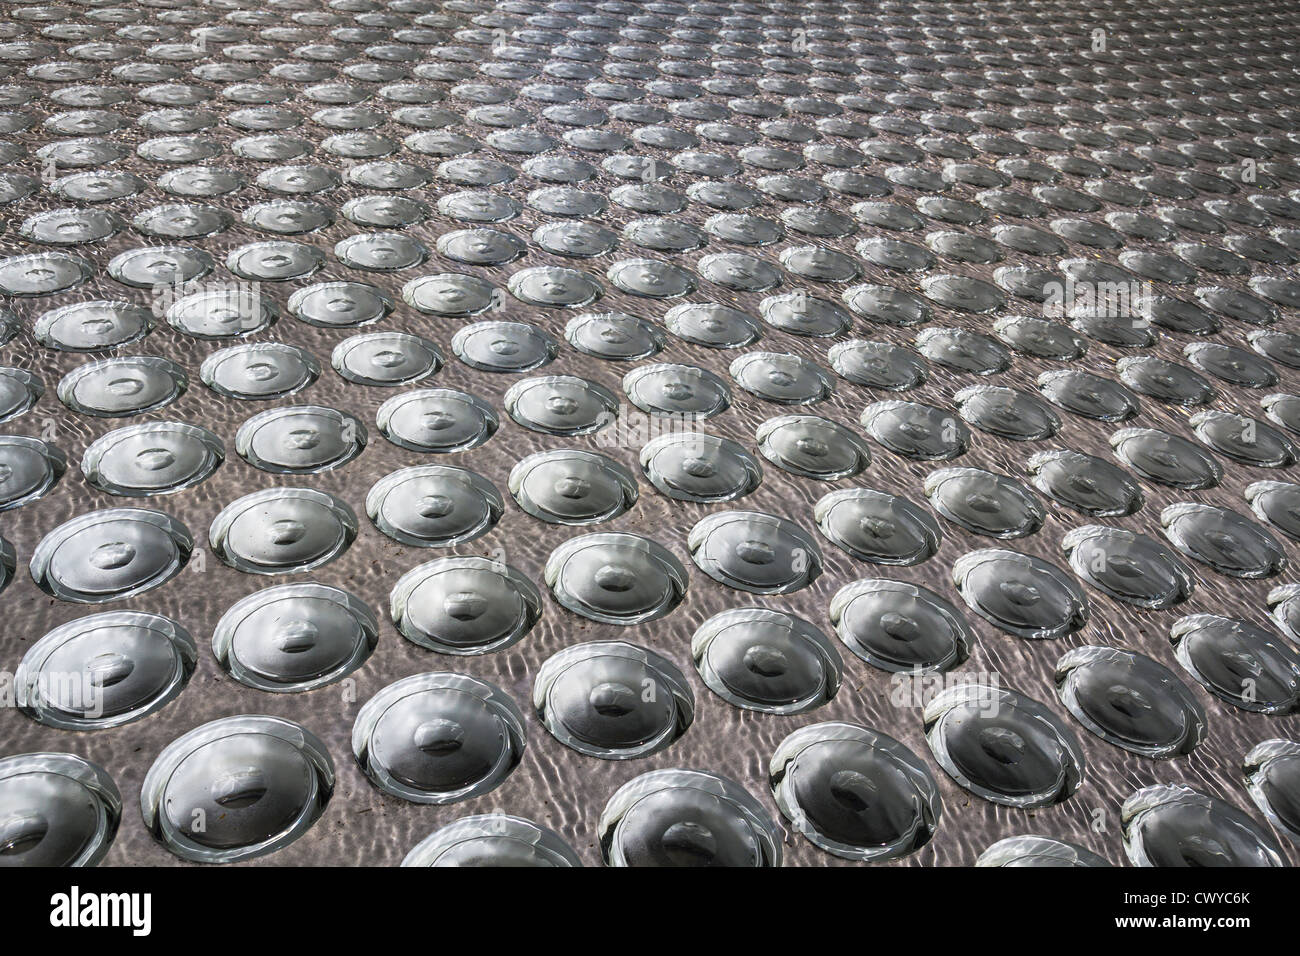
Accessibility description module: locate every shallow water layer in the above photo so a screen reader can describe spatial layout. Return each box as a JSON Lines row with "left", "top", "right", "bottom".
{"left": 0, "top": 0, "right": 1298, "bottom": 867}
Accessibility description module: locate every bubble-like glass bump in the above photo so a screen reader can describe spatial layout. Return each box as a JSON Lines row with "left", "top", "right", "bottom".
{"left": 134, "top": 203, "right": 232, "bottom": 241}
{"left": 288, "top": 280, "right": 394, "bottom": 328}
{"left": 244, "top": 198, "right": 332, "bottom": 234}
{"left": 210, "top": 488, "right": 356, "bottom": 575}
{"left": 537, "top": 221, "right": 619, "bottom": 258}
{"left": 1270, "top": 584, "right": 1300, "bottom": 644}
{"left": 729, "top": 351, "right": 834, "bottom": 406}
{"left": 1027, "top": 450, "right": 1144, "bottom": 517}
{"left": 1143, "top": 294, "right": 1219, "bottom": 335}
{"left": 760, "top": 292, "right": 851, "bottom": 338}
{"left": 565, "top": 311, "right": 665, "bottom": 361}
{"left": 1161, "top": 502, "right": 1287, "bottom": 579}
{"left": 332, "top": 331, "right": 442, "bottom": 387}
{"left": 58, "top": 356, "right": 188, "bottom": 419}
{"left": 639, "top": 432, "right": 762, "bottom": 504}
{"left": 623, "top": 363, "right": 732, "bottom": 419}
{"left": 916, "top": 327, "right": 1012, "bottom": 376}
{"left": 692, "top": 608, "right": 842, "bottom": 714}
{"left": 34, "top": 300, "right": 155, "bottom": 353}
{"left": 367, "top": 465, "right": 502, "bottom": 547}
{"left": 828, "top": 339, "right": 927, "bottom": 391}
{"left": 1121, "top": 784, "right": 1284, "bottom": 867}
{"left": 1243, "top": 739, "right": 1300, "bottom": 846}
{"left": 0, "top": 435, "right": 65, "bottom": 512}
{"left": 813, "top": 488, "right": 942, "bottom": 567}
{"left": 976, "top": 835, "right": 1111, "bottom": 867}
{"left": 165, "top": 286, "right": 277, "bottom": 340}
{"left": 770, "top": 722, "right": 942, "bottom": 861}
{"left": 30, "top": 508, "right": 193, "bottom": 604}
{"left": 994, "top": 315, "right": 1086, "bottom": 361}
{"left": 226, "top": 239, "right": 324, "bottom": 282}
{"left": 403, "top": 814, "right": 582, "bottom": 867}
{"left": 1171, "top": 614, "right": 1300, "bottom": 715}
{"left": 16, "top": 611, "right": 196, "bottom": 729}
{"left": 390, "top": 557, "right": 541, "bottom": 655}
{"left": 1111, "top": 428, "right": 1223, "bottom": 490}
{"left": 334, "top": 231, "right": 429, "bottom": 271}
{"left": 830, "top": 579, "right": 973, "bottom": 673}
{"left": 1066, "top": 314, "right": 1159, "bottom": 351}
{"left": 848, "top": 205, "right": 926, "bottom": 237}
{"left": 451, "top": 321, "right": 560, "bottom": 373}
{"left": 607, "top": 257, "right": 697, "bottom": 299}
{"left": 954, "top": 385, "right": 1060, "bottom": 441}
{"left": 1263, "top": 393, "right": 1300, "bottom": 436}
{"left": 0, "top": 753, "right": 120, "bottom": 867}
{"left": 402, "top": 273, "right": 499, "bottom": 317}
{"left": 546, "top": 532, "right": 687, "bottom": 625}
{"left": 1191, "top": 410, "right": 1297, "bottom": 468}
{"left": 235, "top": 404, "right": 366, "bottom": 474}
{"left": 1117, "top": 355, "right": 1215, "bottom": 407}
{"left": 861, "top": 400, "right": 971, "bottom": 461}
{"left": 663, "top": 302, "right": 762, "bottom": 350}
{"left": 533, "top": 641, "right": 694, "bottom": 759}
{"left": 1246, "top": 481, "right": 1300, "bottom": 542}
{"left": 437, "top": 227, "right": 526, "bottom": 265}
{"left": 921, "top": 273, "right": 1006, "bottom": 313}
{"left": 140, "top": 715, "right": 333, "bottom": 864}
{"left": 0, "top": 252, "right": 94, "bottom": 297}
{"left": 600, "top": 769, "right": 781, "bottom": 867}
{"left": 376, "top": 388, "right": 498, "bottom": 454}
{"left": 952, "top": 549, "right": 1089, "bottom": 639}
{"left": 213, "top": 584, "right": 377, "bottom": 693}
{"left": 1187, "top": 342, "right": 1277, "bottom": 388}
{"left": 924, "top": 467, "right": 1044, "bottom": 539}
{"left": 1252, "top": 330, "right": 1300, "bottom": 369}
{"left": 1062, "top": 525, "right": 1194, "bottom": 610}
{"left": 857, "top": 236, "right": 936, "bottom": 272}
{"left": 1037, "top": 369, "right": 1140, "bottom": 423}
{"left": 781, "top": 246, "right": 859, "bottom": 283}
{"left": 696, "top": 252, "right": 781, "bottom": 292}
{"left": 508, "top": 449, "right": 637, "bottom": 525}
{"left": 107, "top": 244, "right": 213, "bottom": 289}
{"left": 81, "top": 422, "right": 222, "bottom": 498}
{"left": 352, "top": 672, "right": 525, "bottom": 805}
{"left": 435, "top": 191, "right": 520, "bottom": 224}
{"left": 508, "top": 264, "right": 602, "bottom": 308}
{"left": 504, "top": 374, "right": 618, "bottom": 436}
{"left": 756, "top": 415, "right": 870, "bottom": 480}
{"left": 688, "top": 511, "right": 822, "bottom": 595}
{"left": 702, "top": 213, "right": 782, "bottom": 247}
{"left": 0, "top": 367, "right": 41, "bottom": 424}
{"left": 200, "top": 342, "right": 320, "bottom": 401}
{"left": 1055, "top": 646, "right": 1205, "bottom": 758}
{"left": 924, "top": 683, "right": 1086, "bottom": 808}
